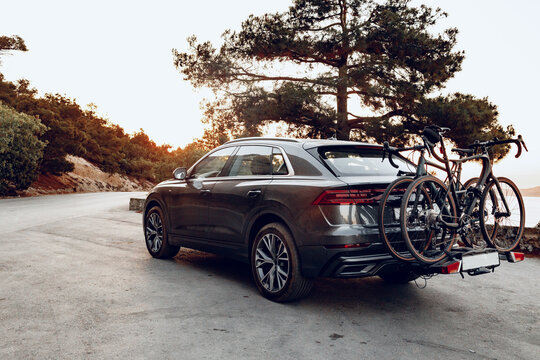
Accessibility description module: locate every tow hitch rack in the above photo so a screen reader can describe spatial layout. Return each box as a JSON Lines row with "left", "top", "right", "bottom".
{"left": 407, "top": 248, "right": 525, "bottom": 278}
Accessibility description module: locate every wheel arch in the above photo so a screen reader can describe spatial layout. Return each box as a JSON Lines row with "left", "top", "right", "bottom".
{"left": 246, "top": 212, "right": 296, "bottom": 261}
{"left": 143, "top": 195, "right": 171, "bottom": 236}
{"left": 144, "top": 199, "right": 161, "bottom": 217}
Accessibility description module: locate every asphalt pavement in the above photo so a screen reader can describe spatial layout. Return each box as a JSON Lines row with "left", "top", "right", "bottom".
{"left": 0, "top": 192, "right": 539, "bottom": 359}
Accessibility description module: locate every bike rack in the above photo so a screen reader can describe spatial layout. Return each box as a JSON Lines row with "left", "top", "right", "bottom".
{"left": 405, "top": 248, "right": 524, "bottom": 278}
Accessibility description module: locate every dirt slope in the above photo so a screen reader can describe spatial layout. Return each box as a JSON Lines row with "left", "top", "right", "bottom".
{"left": 22, "top": 155, "right": 154, "bottom": 196}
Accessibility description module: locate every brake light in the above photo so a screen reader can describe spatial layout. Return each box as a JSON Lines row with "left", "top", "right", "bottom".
{"left": 313, "top": 189, "right": 382, "bottom": 205}
{"left": 440, "top": 261, "right": 461, "bottom": 274}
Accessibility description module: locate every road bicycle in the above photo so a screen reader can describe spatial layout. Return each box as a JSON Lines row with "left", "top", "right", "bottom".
{"left": 398, "top": 127, "right": 527, "bottom": 264}
{"left": 377, "top": 127, "right": 466, "bottom": 262}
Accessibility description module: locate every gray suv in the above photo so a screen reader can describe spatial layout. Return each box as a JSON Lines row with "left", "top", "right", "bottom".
{"left": 143, "top": 137, "right": 414, "bottom": 301}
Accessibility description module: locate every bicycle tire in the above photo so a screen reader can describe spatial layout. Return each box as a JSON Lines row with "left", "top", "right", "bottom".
{"left": 479, "top": 177, "right": 525, "bottom": 252}
{"left": 400, "top": 176, "right": 458, "bottom": 264}
{"left": 459, "top": 177, "right": 496, "bottom": 248}
{"left": 378, "top": 177, "right": 415, "bottom": 261}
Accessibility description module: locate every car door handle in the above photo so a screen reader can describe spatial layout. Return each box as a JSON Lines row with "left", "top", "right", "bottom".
{"left": 247, "top": 189, "right": 262, "bottom": 198}
{"left": 200, "top": 189, "right": 211, "bottom": 196}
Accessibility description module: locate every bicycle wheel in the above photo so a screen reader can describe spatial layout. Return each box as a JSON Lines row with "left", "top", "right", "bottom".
{"left": 400, "top": 176, "right": 458, "bottom": 264}
{"left": 378, "top": 177, "right": 415, "bottom": 261}
{"left": 479, "top": 177, "right": 525, "bottom": 252}
{"left": 460, "top": 177, "right": 496, "bottom": 248}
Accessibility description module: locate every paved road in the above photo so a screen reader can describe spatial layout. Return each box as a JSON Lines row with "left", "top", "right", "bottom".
{"left": 1, "top": 192, "right": 539, "bottom": 359}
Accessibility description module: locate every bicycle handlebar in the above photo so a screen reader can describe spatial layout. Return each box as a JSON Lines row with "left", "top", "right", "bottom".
{"left": 382, "top": 141, "right": 425, "bottom": 168}
{"left": 381, "top": 127, "right": 527, "bottom": 178}
{"left": 467, "top": 135, "right": 527, "bottom": 158}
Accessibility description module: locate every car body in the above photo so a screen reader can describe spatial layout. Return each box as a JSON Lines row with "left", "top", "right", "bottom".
{"left": 143, "top": 137, "right": 415, "bottom": 301}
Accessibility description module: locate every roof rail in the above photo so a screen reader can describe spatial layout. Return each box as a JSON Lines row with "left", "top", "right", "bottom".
{"left": 224, "top": 137, "right": 301, "bottom": 144}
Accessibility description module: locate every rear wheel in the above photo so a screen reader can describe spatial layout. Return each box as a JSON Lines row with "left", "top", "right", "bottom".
{"left": 251, "top": 223, "right": 313, "bottom": 302}
{"left": 460, "top": 177, "right": 493, "bottom": 248}
{"left": 400, "top": 176, "right": 458, "bottom": 264}
{"left": 479, "top": 177, "right": 525, "bottom": 252}
{"left": 144, "top": 206, "right": 180, "bottom": 259}
{"left": 378, "top": 177, "right": 415, "bottom": 261}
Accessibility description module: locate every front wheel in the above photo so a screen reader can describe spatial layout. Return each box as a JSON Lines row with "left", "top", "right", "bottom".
{"left": 144, "top": 206, "right": 180, "bottom": 259}
{"left": 479, "top": 177, "right": 525, "bottom": 252}
{"left": 251, "top": 223, "right": 313, "bottom": 302}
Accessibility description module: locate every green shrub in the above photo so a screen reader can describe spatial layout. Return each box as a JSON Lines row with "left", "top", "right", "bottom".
{"left": 0, "top": 103, "right": 47, "bottom": 194}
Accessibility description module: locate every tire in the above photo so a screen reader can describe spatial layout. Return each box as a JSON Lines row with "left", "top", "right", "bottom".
{"left": 378, "top": 177, "right": 415, "bottom": 261}
{"left": 378, "top": 270, "right": 419, "bottom": 284}
{"left": 479, "top": 177, "right": 525, "bottom": 252}
{"left": 400, "top": 176, "right": 458, "bottom": 264}
{"left": 459, "top": 177, "right": 492, "bottom": 248}
{"left": 144, "top": 206, "right": 180, "bottom": 259}
{"left": 251, "top": 223, "right": 313, "bottom": 302}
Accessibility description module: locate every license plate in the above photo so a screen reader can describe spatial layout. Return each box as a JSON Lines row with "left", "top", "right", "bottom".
{"left": 462, "top": 250, "right": 500, "bottom": 271}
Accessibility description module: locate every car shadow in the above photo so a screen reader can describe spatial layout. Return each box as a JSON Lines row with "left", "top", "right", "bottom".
{"left": 163, "top": 248, "right": 439, "bottom": 312}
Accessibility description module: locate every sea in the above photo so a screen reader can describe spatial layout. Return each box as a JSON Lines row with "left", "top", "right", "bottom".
{"left": 524, "top": 197, "right": 540, "bottom": 228}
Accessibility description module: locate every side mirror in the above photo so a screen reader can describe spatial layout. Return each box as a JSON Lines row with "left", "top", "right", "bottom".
{"left": 173, "top": 167, "right": 187, "bottom": 180}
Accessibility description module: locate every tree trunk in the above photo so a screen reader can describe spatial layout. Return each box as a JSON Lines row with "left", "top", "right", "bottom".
{"left": 336, "top": 0, "right": 350, "bottom": 140}
{"left": 336, "top": 68, "right": 349, "bottom": 140}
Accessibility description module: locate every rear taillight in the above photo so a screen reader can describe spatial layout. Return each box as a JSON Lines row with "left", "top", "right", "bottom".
{"left": 440, "top": 261, "right": 461, "bottom": 274}
{"left": 313, "top": 189, "right": 382, "bottom": 205}
{"left": 508, "top": 252, "right": 525, "bottom": 262}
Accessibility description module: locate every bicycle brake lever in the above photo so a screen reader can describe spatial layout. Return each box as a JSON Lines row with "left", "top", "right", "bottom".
{"left": 515, "top": 141, "right": 522, "bottom": 158}
{"left": 518, "top": 135, "right": 528, "bottom": 152}
{"left": 388, "top": 153, "right": 398, "bottom": 168}
{"left": 513, "top": 135, "right": 527, "bottom": 158}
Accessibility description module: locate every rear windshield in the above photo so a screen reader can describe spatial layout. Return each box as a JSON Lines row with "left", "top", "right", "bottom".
{"left": 317, "top": 146, "right": 412, "bottom": 176}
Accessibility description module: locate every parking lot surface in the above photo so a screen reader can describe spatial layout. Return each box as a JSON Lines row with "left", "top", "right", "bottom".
{"left": 1, "top": 192, "right": 539, "bottom": 359}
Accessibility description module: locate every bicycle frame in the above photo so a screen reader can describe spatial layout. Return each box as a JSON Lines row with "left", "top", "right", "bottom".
{"left": 430, "top": 144, "right": 513, "bottom": 231}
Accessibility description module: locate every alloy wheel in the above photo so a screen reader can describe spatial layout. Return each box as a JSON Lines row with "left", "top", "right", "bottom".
{"left": 255, "top": 233, "right": 290, "bottom": 293}
{"left": 146, "top": 212, "right": 163, "bottom": 253}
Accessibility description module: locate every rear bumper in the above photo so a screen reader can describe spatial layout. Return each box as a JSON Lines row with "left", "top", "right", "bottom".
{"left": 298, "top": 243, "right": 405, "bottom": 278}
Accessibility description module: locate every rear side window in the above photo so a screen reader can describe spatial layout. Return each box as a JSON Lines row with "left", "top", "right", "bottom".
{"left": 318, "top": 146, "right": 411, "bottom": 176}
{"left": 229, "top": 146, "right": 273, "bottom": 176}
{"left": 190, "top": 147, "right": 235, "bottom": 178}
{"left": 272, "top": 148, "right": 289, "bottom": 175}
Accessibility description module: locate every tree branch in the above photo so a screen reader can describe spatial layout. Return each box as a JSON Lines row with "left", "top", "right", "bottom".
{"left": 347, "top": 90, "right": 394, "bottom": 100}
{"left": 226, "top": 66, "right": 335, "bottom": 86}
{"left": 347, "top": 109, "right": 404, "bottom": 126}
{"left": 301, "top": 22, "right": 341, "bottom": 32}
{"left": 315, "top": 91, "right": 338, "bottom": 96}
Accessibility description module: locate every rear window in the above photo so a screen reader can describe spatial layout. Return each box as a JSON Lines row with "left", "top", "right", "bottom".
{"left": 318, "top": 146, "right": 412, "bottom": 176}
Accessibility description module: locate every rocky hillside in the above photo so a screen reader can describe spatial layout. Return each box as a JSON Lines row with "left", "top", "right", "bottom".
{"left": 21, "top": 155, "right": 154, "bottom": 196}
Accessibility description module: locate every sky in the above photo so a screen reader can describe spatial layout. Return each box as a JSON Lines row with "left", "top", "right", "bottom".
{"left": 1, "top": 0, "right": 539, "bottom": 188}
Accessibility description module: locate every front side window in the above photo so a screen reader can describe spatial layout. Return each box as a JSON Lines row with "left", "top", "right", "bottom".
{"left": 228, "top": 146, "right": 273, "bottom": 176}
{"left": 190, "top": 147, "right": 236, "bottom": 179}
